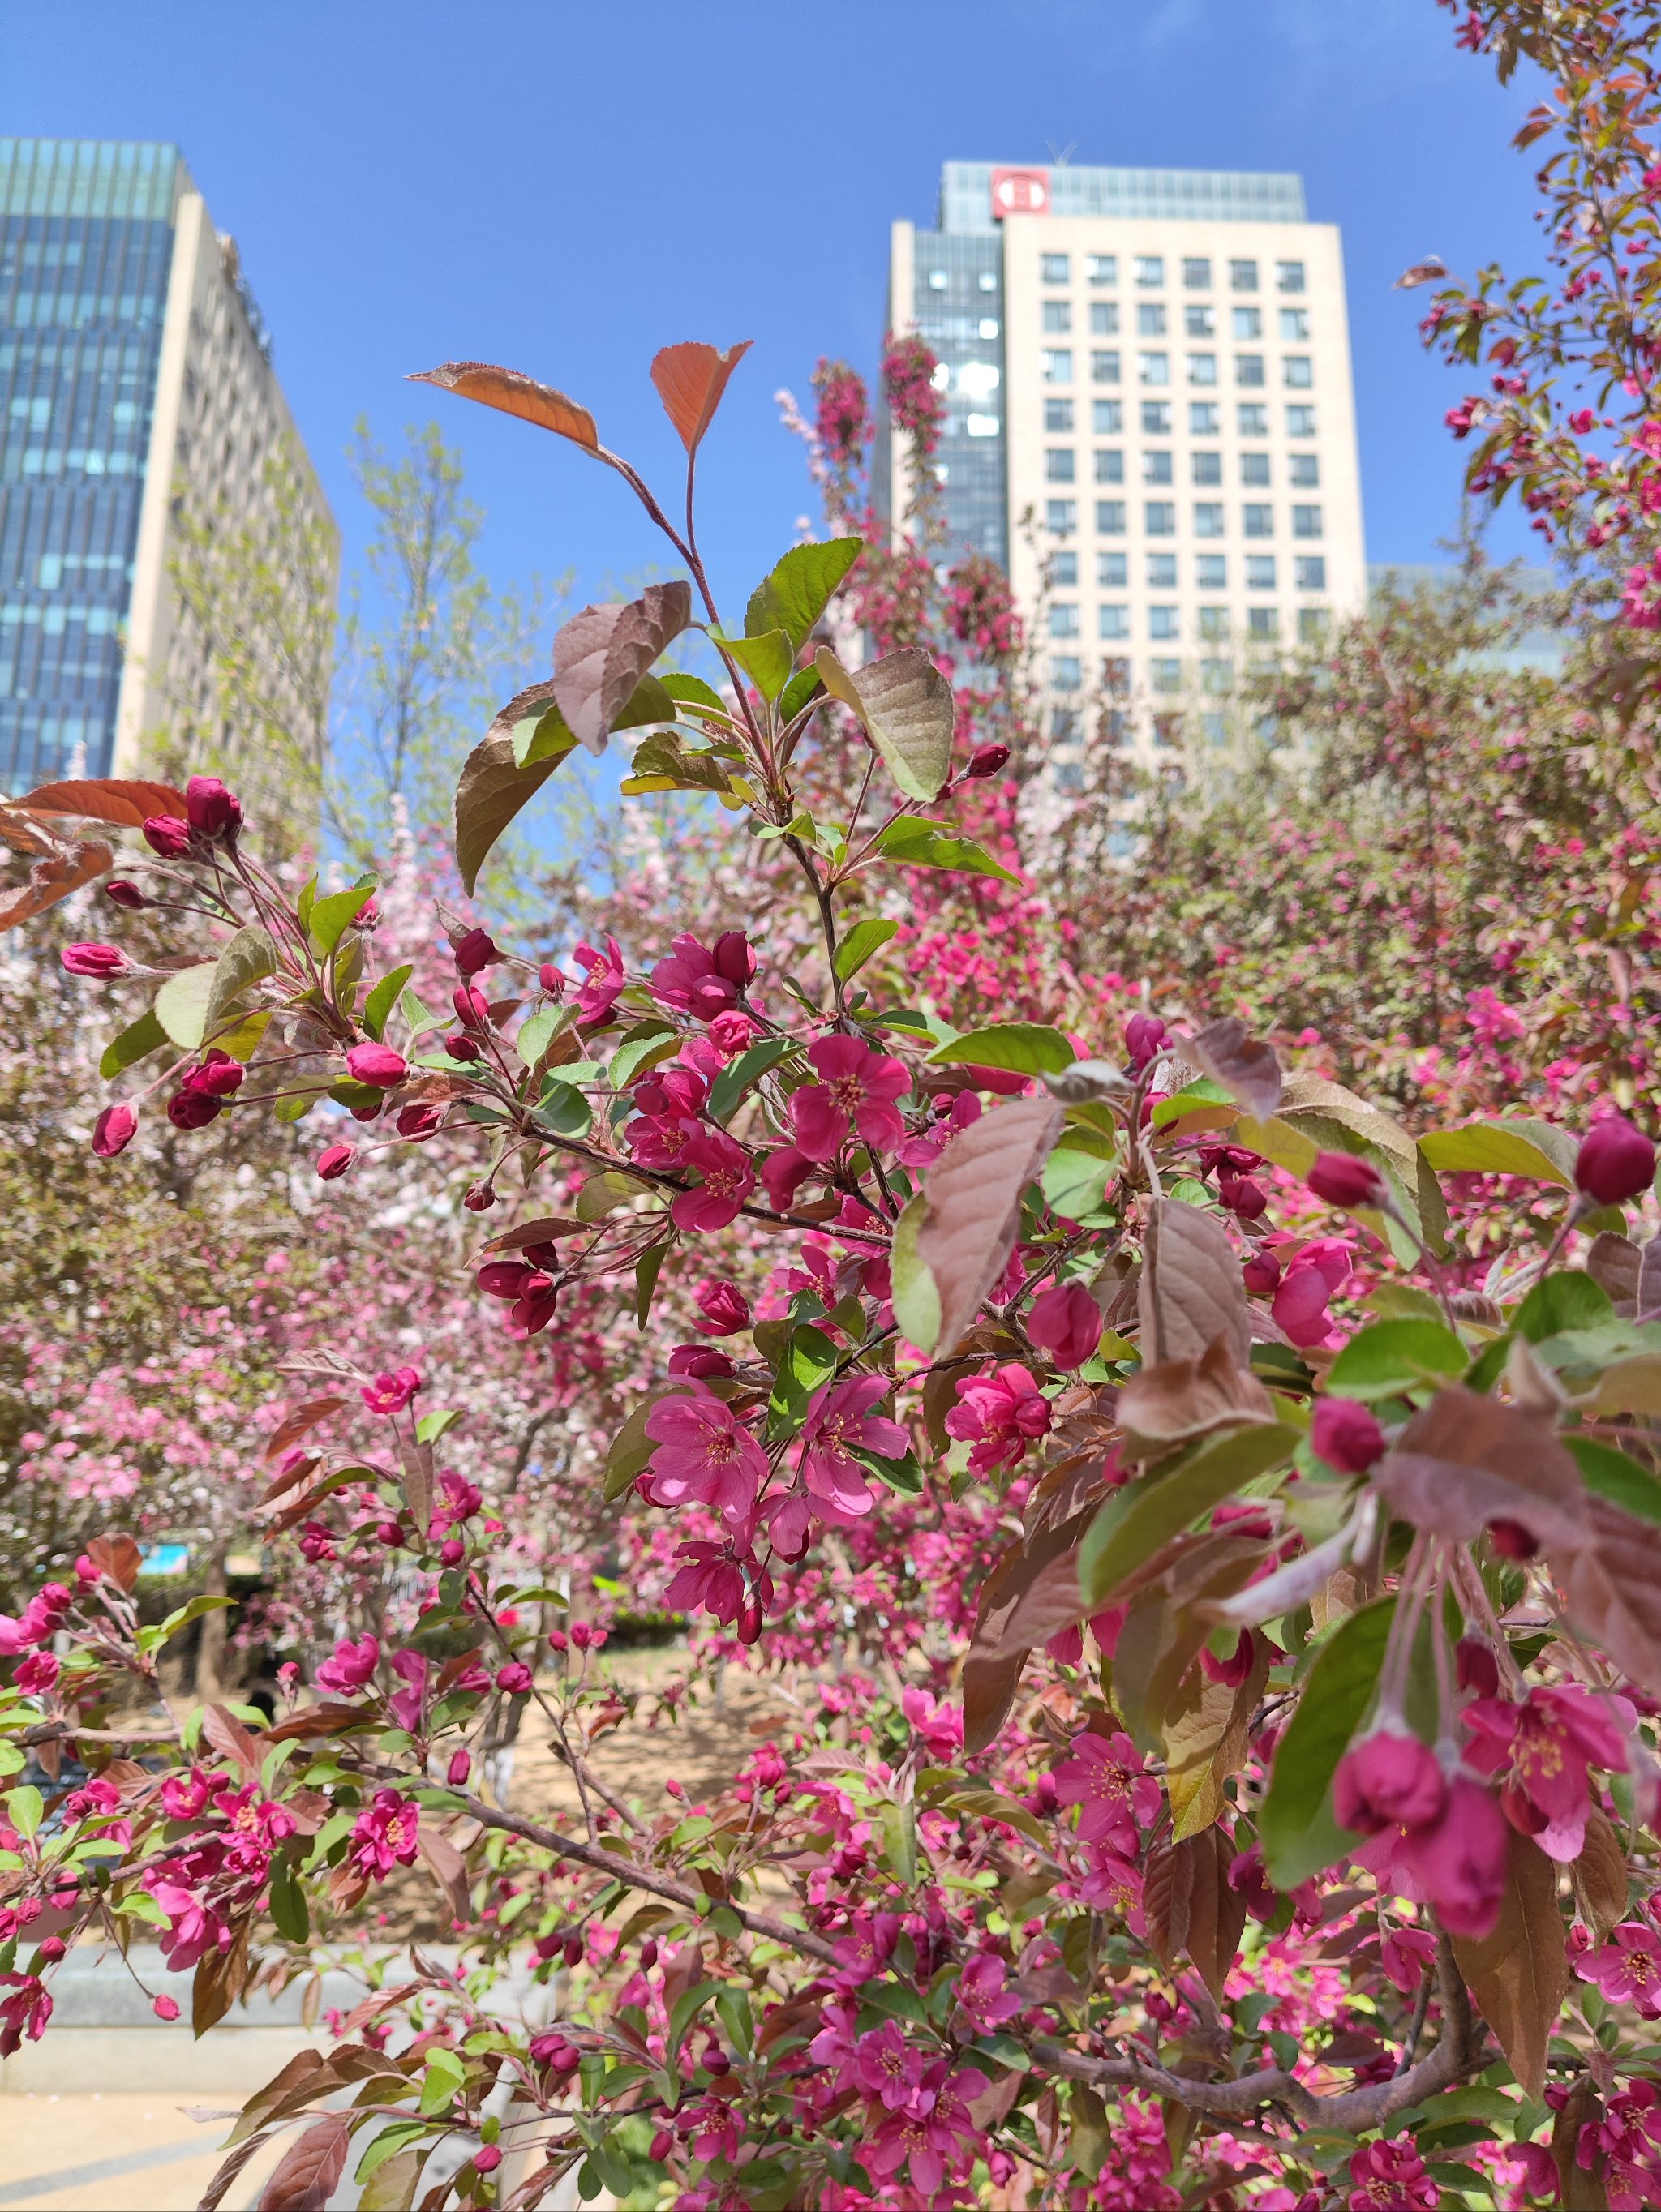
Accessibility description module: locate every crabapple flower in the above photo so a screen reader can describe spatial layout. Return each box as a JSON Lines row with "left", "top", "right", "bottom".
{"left": 944, "top": 1362, "right": 1052, "bottom": 1473}
{"left": 954, "top": 1953, "right": 1022, "bottom": 2034}
{"left": 1576, "top": 1922, "right": 1661, "bottom": 2017}
{"left": 1243, "top": 1249, "right": 1281, "bottom": 1296}
{"left": 642, "top": 1391, "right": 767, "bottom": 1528}
{"left": 142, "top": 813, "right": 192, "bottom": 856}
{"left": 361, "top": 1365, "right": 421, "bottom": 1415}
{"left": 693, "top": 1279, "right": 751, "bottom": 1335}
{"left": 149, "top": 1883, "right": 232, "bottom": 1971}
{"left": 901, "top": 1686, "right": 963, "bottom": 1763}
{"left": 452, "top": 926, "right": 500, "bottom": 975}
{"left": 572, "top": 936, "right": 627, "bottom": 1022}
{"left": 650, "top": 929, "right": 753, "bottom": 1017}
{"left": 797, "top": 1374, "right": 907, "bottom": 1521}
{"left": 853, "top": 2020, "right": 925, "bottom": 2110}
{"left": 761, "top": 1144, "right": 813, "bottom": 1210}
{"left": 167, "top": 1087, "right": 222, "bottom": 1130}
{"left": 788, "top": 1034, "right": 911, "bottom": 1162}
{"left": 152, "top": 1994, "right": 180, "bottom": 2022}
{"left": 1333, "top": 1730, "right": 1447, "bottom": 1835}
{"left": 1125, "top": 1011, "right": 1169, "bottom": 1067}
{"left": 708, "top": 1007, "right": 757, "bottom": 1055}
{"left": 1273, "top": 1259, "right": 1339, "bottom": 1348}
{"left": 184, "top": 1049, "right": 245, "bottom": 1099}
{"left": 1052, "top": 1729, "right": 1161, "bottom": 1851}
{"left": 1576, "top": 1115, "right": 1656, "bottom": 1207}
{"left": 1347, "top": 2137, "right": 1438, "bottom": 2211}
{"left": 315, "top": 1143, "right": 355, "bottom": 1180}
{"left": 1307, "top": 1150, "right": 1387, "bottom": 1208}
{"left": 663, "top": 1541, "right": 748, "bottom": 1623}
{"left": 1026, "top": 1280, "right": 1102, "bottom": 1369}
{"left": 496, "top": 1661, "right": 534, "bottom": 1695}
{"left": 0, "top": 1976, "right": 51, "bottom": 2056}
{"left": 1380, "top": 1922, "right": 1437, "bottom": 1994}
{"left": 185, "top": 775, "right": 242, "bottom": 838}
{"left": 346, "top": 1042, "right": 408, "bottom": 1087}
{"left": 316, "top": 1632, "right": 380, "bottom": 1695}
{"left": 1311, "top": 1396, "right": 1387, "bottom": 1474}
{"left": 1395, "top": 1773, "right": 1510, "bottom": 1939}
{"left": 1463, "top": 1683, "right": 1632, "bottom": 1860}
{"left": 92, "top": 1104, "right": 137, "bottom": 1156}
{"left": 862, "top": 2061, "right": 989, "bottom": 2197}
{"left": 349, "top": 1790, "right": 422, "bottom": 1880}
{"left": 671, "top": 1132, "right": 755, "bottom": 1231}
{"left": 62, "top": 941, "right": 130, "bottom": 977}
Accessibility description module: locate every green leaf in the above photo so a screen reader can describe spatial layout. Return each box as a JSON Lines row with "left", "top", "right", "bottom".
{"left": 1042, "top": 1143, "right": 1114, "bottom": 1219}
{"left": 667, "top": 1978, "right": 718, "bottom": 2056}
{"left": 356, "top": 2129, "right": 431, "bottom": 2197}
{"left": 1080, "top": 1425, "right": 1298, "bottom": 1608}
{"left": 1418, "top": 1117, "right": 1578, "bottom": 1190}
{"left": 530, "top": 1078, "right": 592, "bottom": 1140}
{"left": 100, "top": 1006, "right": 170, "bottom": 1080}
{"left": 1515, "top": 1270, "right": 1612, "bottom": 1344}
{"left": 5, "top": 1786, "right": 42, "bottom": 1840}
{"left": 890, "top": 1190, "right": 942, "bottom": 1352}
{"left": 418, "top": 2044, "right": 466, "bottom": 2116}
{"left": 659, "top": 671, "right": 729, "bottom": 718}
{"left": 510, "top": 700, "right": 581, "bottom": 767}
{"left": 152, "top": 962, "right": 218, "bottom": 1051}
{"left": 715, "top": 627, "right": 795, "bottom": 701}
{"left": 363, "top": 964, "right": 414, "bottom": 1043}
{"left": 1565, "top": 1435, "right": 1661, "bottom": 1524}
{"left": 766, "top": 1323, "right": 839, "bottom": 1439}
{"left": 746, "top": 538, "right": 863, "bottom": 652}
{"left": 635, "top": 1243, "right": 670, "bottom": 1330}
{"left": 516, "top": 1005, "right": 568, "bottom": 1070}
{"left": 612, "top": 672, "right": 677, "bottom": 732}
{"left": 453, "top": 730, "right": 569, "bottom": 896}
{"left": 870, "top": 814, "right": 1022, "bottom": 884}
{"left": 608, "top": 1020, "right": 680, "bottom": 1090}
{"left": 833, "top": 917, "right": 900, "bottom": 984}
{"left": 398, "top": 985, "right": 444, "bottom": 1040}
{"left": 778, "top": 665, "right": 825, "bottom": 723}
{"left": 604, "top": 1386, "right": 688, "bottom": 1502}
{"left": 200, "top": 924, "right": 278, "bottom": 1041}
{"left": 416, "top": 1408, "right": 464, "bottom": 1445}
{"left": 1324, "top": 1318, "right": 1469, "bottom": 1401}
{"left": 709, "top": 1035, "right": 793, "bottom": 1122}
{"left": 307, "top": 877, "right": 378, "bottom": 960}
{"left": 268, "top": 1850, "right": 311, "bottom": 1944}
{"left": 576, "top": 1170, "right": 652, "bottom": 1221}
{"left": 929, "top": 1022, "right": 1075, "bottom": 1077}
{"left": 1259, "top": 1597, "right": 1395, "bottom": 1888}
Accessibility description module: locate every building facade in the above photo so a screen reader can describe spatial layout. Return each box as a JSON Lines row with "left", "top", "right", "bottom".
{"left": 0, "top": 139, "right": 336, "bottom": 795}
{"left": 884, "top": 161, "right": 1366, "bottom": 764}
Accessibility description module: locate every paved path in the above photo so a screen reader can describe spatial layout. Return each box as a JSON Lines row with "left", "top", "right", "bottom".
{"left": 0, "top": 2094, "right": 284, "bottom": 2211}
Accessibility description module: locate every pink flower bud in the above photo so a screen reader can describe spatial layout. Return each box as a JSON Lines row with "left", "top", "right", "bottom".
{"left": 1333, "top": 1730, "right": 1446, "bottom": 1836}
{"left": 463, "top": 1184, "right": 496, "bottom": 1211}
{"left": 1218, "top": 1174, "right": 1268, "bottom": 1220}
{"left": 1575, "top": 1114, "right": 1656, "bottom": 1207}
{"left": 315, "top": 1143, "right": 355, "bottom": 1181}
{"left": 694, "top": 1278, "right": 752, "bottom": 1336}
{"left": 474, "top": 2145, "right": 501, "bottom": 2173}
{"left": 496, "top": 1661, "right": 534, "bottom": 1695}
{"left": 1487, "top": 1516, "right": 1539, "bottom": 1561}
{"left": 453, "top": 927, "right": 500, "bottom": 977}
{"left": 184, "top": 774, "right": 242, "bottom": 839}
{"left": 1242, "top": 1250, "right": 1281, "bottom": 1297}
{"left": 103, "top": 879, "right": 148, "bottom": 909}
{"left": 444, "top": 1031, "right": 483, "bottom": 1060}
{"left": 1307, "top": 1151, "right": 1385, "bottom": 1208}
{"left": 377, "top": 1520, "right": 404, "bottom": 1546}
{"left": 1124, "top": 1011, "right": 1169, "bottom": 1069}
{"left": 152, "top": 1993, "right": 181, "bottom": 2021}
{"left": 478, "top": 1260, "right": 535, "bottom": 1300}
{"left": 738, "top": 1594, "right": 763, "bottom": 1646}
{"left": 439, "top": 1537, "right": 466, "bottom": 1567}
{"left": 346, "top": 1042, "right": 408, "bottom": 1088}
{"left": 640, "top": 1937, "right": 659, "bottom": 1968}
{"left": 563, "top": 1931, "right": 584, "bottom": 1967}
{"left": 37, "top": 1936, "right": 66, "bottom": 1962}
{"left": 186, "top": 1050, "right": 246, "bottom": 1099}
{"left": 538, "top": 962, "right": 567, "bottom": 997}
{"left": 1456, "top": 1637, "right": 1500, "bottom": 1695}
{"left": 708, "top": 1008, "right": 757, "bottom": 1056}
{"left": 447, "top": 1750, "right": 471, "bottom": 1785}
{"left": 397, "top": 1102, "right": 443, "bottom": 1139}
{"left": 92, "top": 1104, "right": 137, "bottom": 1157}
{"left": 167, "top": 1088, "right": 221, "bottom": 1130}
{"left": 967, "top": 742, "right": 1011, "bottom": 778}
{"left": 1311, "top": 1396, "right": 1386, "bottom": 1475}
{"left": 1026, "top": 1280, "right": 1102, "bottom": 1370}
{"left": 569, "top": 1621, "right": 593, "bottom": 1650}
{"left": 142, "top": 814, "right": 192, "bottom": 857}
{"left": 712, "top": 930, "right": 756, "bottom": 988}
{"left": 547, "top": 1627, "right": 569, "bottom": 1652}
{"left": 649, "top": 2128, "right": 673, "bottom": 2162}
{"left": 453, "top": 985, "right": 491, "bottom": 1031}
{"left": 62, "top": 941, "right": 130, "bottom": 977}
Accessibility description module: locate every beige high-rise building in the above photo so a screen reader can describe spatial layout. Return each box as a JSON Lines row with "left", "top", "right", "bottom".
{"left": 882, "top": 161, "right": 1366, "bottom": 772}
{"left": 1, "top": 139, "right": 337, "bottom": 804}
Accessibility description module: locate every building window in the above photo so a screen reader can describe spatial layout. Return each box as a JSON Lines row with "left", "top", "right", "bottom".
{"left": 1235, "top": 354, "right": 1265, "bottom": 387}
{"left": 1290, "top": 452, "right": 1320, "bottom": 488}
{"left": 1149, "top": 605, "right": 1179, "bottom": 641}
{"left": 1286, "top": 404, "right": 1316, "bottom": 437}
{"left": 1138, "top": 351, "right": 1170, "bottom": 386}
{"left": 1192, "top": 451, "right": 1222, "bottom": 486}
{"left": 1092, "top": 398, "right": 1123, "bottom": 433}
{"left": 1097, "top": 550, "right": 1127, "bottom": 585}
{"left": 1051, "top": 705, "right": 1082, "bottom": 742}
{"left": 927, "top": 269, "right": 948, "bottom": 291}
{"left": 1185, "top": 304, "right": 1215, "bottom": 337}
{"left": 1087, "top": 253, "right": 1118, "bottom": 286}
{"left": 1136, "top": 255, "right": 1165, "bottom": 288}
{"left": 1196, "top": 553, "right": 1228, "bottom": 587}
{"left": 1284, "top": 356, "right": 1314, "bottom": 388}
{"left": 1051, "top": 654, "right": 1083, "bottom": 689}
{"left": 1098, "top": 603, "right": 1130, "bottom": 639}
{"left": 1201, "top": 657, "right": 1233, "bottom": 692}
{"left": 1202, "top": 709, "right": 1227, "bottom": 746}
{"left": 1042, "top": 300, "right": 1073, "bottom": 334}
{"left": 1104, "top": 708, "right": 1132, "bottom": 745}
{"left": 1091, "top": 349, "right": 1122, "bottom": 384}
{"left": 965, "top": 413, "right": 1000, "bottom": 438}
{"left": 1094, "top": 448, "right": 1124, "bottom": 484}
{"left": 978, "top": 270, "right": 999, "bottom": 292}
{"left": 1045, "top": 448, "right": 1077, "bottom": 483}
{"left": 1193, "top": 501, "right": 1225, "bottom": 537}
{"left": 1145, "top": 501, "right": 1176, "bottom": 535}
{"left": 1042, "top": 349, "right": 1075, "bottom": 384}
{"left": 1151, "top": 658, "right": 1182, "bottom": 692}
{"left": 1143, "top": 450, "right": 1173, "bottom": 486}
{"left": 1187, "top": 352, "right": 1218, "bottom": 386}
{"left": 1238, "top": 403, "right": 1268, "bottom": 435}
{"left": 1247, "top": 607, "right": 1279, "bottom": 641}
{"left": 1240, "top": 452, "right": 1270, "bottom": 487}
{"left": 1232, "top": 306, "right": 1262, "bottom": 341}
{"left": 1101, "top": 658, "right": 1131, "bottom": 696}
{"left": 1095, "top": 499, "right": 1126, "bottom": 534}
{"left": 979, "top": 317, "right": 1000, "bottom": 338}
{"left": 1190, "top": 401, "right": 1220, "bottom": 435}
{"left": 1045, "top": 397, "right": 1075, "bottom": 432}
{"left": 1293, "top": 504, "right": 1324, "bottom": 538}
{"left": 1049, "top": 602, "right": 1079, "bottom": 637}
{"left": 1296, "top": 555, "right": 1328, "bottom": 589}
{"left": 1199, "top": 606, "right": 1230, "bottom": 641}
{"left": 1137, "top": 302, "right": 1167, "bottom": 337}
{"left": 1183, "top": 256, "right": 1212, "bottom": 289}
{"left": 1243, "top": 503, "right": 1273, "bottom": 538}
{"left": 1090, "top": 301, "right": 1119, "bottom": 336}
{"left": 1049, "top": 550, "right": 1079, "bottom": 585}
{"left": 1298, "top": 606, "right": 1329, "bottom": 641}
{"left": 1247, "top": 555, "right": 1277, "bottom": 589}
{"left": 1277, "top": 259, "right": 1307, "bottom": 294}
{"left": 1141, "top": 401, "right": 1171, "bottom": 434}
{"left": 1146, "top": 551, "right": 1177, "bottom": 586}
{"left": 1280, "top": 307, "right": 1310, "bottom": 341}
{"left": 1041, "top": 252, "right": 1071, "bottom": 284}
{"left": 1046, "top": 499, "right": 1077, "bottom": 533}
{"left": 1230, "top": 258, "right": 1260, "bottom": 291}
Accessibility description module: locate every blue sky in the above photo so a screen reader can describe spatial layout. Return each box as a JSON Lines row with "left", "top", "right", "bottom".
{"left": 9, "top": 0, "right": 1545, "bottom": 631}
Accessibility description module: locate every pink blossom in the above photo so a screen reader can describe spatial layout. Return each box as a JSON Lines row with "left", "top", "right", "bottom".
{"left": 642, "top": 1391, "right": 767, "bottom": 1528}
{"left": 1026, "top": 1280, "right": 1102, "bottom": 1369}
{"left": 316, "top": 1632, "right": 380, "bottom": 1696}
{"left": 671, "top": 1131, "right": 756, "bottom": 1231}
{"left": 160, "top": 1768, "right": 217, "bottom": 1821}
{"left": 572, "top": 936, "right": 627, "bottom": 1022}
{"left": 664, "top": 1539, "right": 751, "bottom": 1623}
{"left": 349, "top": 1790, "right": 422, "bottom": 1880}
{"left": 1347, "top": 2134, "right": 1439, "bottom": 2210}
{"left": 1380, "top": 1923, "right": 1437, "bottom": 1994}
{"left": 954, "top": 1952, "right": 1022, "bottom": 2034}
{"left": 693, "top": 1279, "right": 751, "bottom": 1335}
{"left": 1464, "top": 1683, "right": 1632, "bottom": 1858}
{"left": 185, "top": 775, "right": 242, "bottom": 839}
{"left": 708, "top": 1008, "right": 756, "bottom": 1055}
{"left": 1052, "top": 1730, "right": 1161, "bottom": 1850}
{"left": 649, "top": 929, "right": 753, "bottom": 1017}
{"left": 361, "top": 1365, "right": 421, "bottom": 1415}
{"left": 0, "top": 1974, "right": 51, "bottom": 2057}
{"left": 12, "top": 1650, "right": 58, "bottom": 1695}
{"left": 944, "top": 1361, "right": 1052, "bottom": 1473}
{"left": 861, "top": 2060, "right": 988, "bottom": 2197}
{"left": 901, "top": 1686, "right": 962, "bottom": 1764}
{"left": 62, "top": 941, "right": 131, "bottom": 978}
{"left": 1333, "top": 1731, "right": 1447, "bottom": 1836}
{"left": 92, "top": 1104, "right": 138, "bottom": 1156}
{"left": 149, "top": 1881, "right": 232, "bottom": 1971}
{"left": 760, "top": 1144, "right": 814, "bottom": 1209}
{"left": 388, "top": 1649, "right": 427, "bottom": 1733}
{"left": 1392, "top": 1773, "right": 1510, "bottom": 1940}
{"left": 788, "top": 1034, "right": 911, "bottom": 1163}
{"left": 1575, "top": 1922, "right": 1661, "bottom": 2017}
{"left": 797, "top": 1374, "right": 907, "bottom": 1522}
{"left": 852, "top": 2020, "right": 924, "bottom": 2109}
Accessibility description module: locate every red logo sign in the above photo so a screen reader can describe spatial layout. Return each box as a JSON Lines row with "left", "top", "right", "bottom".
{"left": 990, "top": 167, "right": 1051, "bottom": 218}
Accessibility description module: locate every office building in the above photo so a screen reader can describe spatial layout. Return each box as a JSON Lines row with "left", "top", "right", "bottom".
{"left": 0, "top": 139, "right": 336, "bottom": 793}
{"left": 882, "top": 161, "right": 1366, "bottom": 762}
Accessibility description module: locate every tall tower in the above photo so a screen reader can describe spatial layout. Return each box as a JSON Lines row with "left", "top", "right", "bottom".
{"left": 0, "top": 139, "right": 337, "bottom": 798}
{"left": 884, "top": 161, "right": 1366, "bottom": 773}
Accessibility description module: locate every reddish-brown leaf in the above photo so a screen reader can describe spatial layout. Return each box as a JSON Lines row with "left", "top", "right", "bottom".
{"left": 257, "top": 2113, "right": 351, "bottom": 2212}
{"left": 480, "top": 1215, "right": 588, "bottom": 1253}
{"left": 1451, "top": 1828, "right": 1566, "bottom": 2099}
{"left": 1573, "top": 1808, "right": 1630, "bottom": 1946}
{"left": 1138, "top": 1198, "right": 1250, "bottom": 1368}
{"left": 19, "top": 776, "right": 189, "bottom": 823}
{"left": 194, "top": 1914, "right": 252, "bottom": 2037}
{"left": 200, "top": 2130, "right": 278, "bottom": 2212}
{"left": 400, "top": 1434, "right": 436, "bottom": 1537}
{"left": 1182, "top": 1015, "right": 1282, "bottom": 1121}
{"left": 418, "top": 1823, "right": 472, "bottom": 1926}
{"left": 960, "top": 1506, "right": 1092, "bottom": 1755}
{"left": 552, "top": 581, "right": 693, "bottom": 754}
{"left": 650, "top": 340, "right": 753, "bottom": 452}
{"left": 1144, "top": 1827, "right": 1245, "bottom": 2000}
{"left": 452, "top": 730, "right": 564, "bottom": 897}
{"left": 0, "top": 841, "right": 115, "bottom": 930}
{"left": 916, "top": 1095, "right": 1065, "bottom": 1355}
{"left": 264, "top": 1398, "right": 346, "bottom": 1463}
{"left": 0, "top": 803, "right": 63, "bottom": 858}
{"left": 257, "top": 1454, "right": 320, "bottom": 1508}
{"left": 1552, "top": 2077, "right": 1607, "bottom": 2209}
{"left": 264, "top": 1701, "right": 378, "bottom": 1744}
{"left": 204, "top": 1702, "right": 263, "bottom": 1781}
{"left": 1116, "top": 1332, "right": 1275, "bottom": 1453}
{"left": 86, "top": 1532, "right": 141, "bottom": 1593}
{"left": 1586, "top": 1232, "right": 1642, "bottom": 1314}
{"left": 1374, "top": 1388, "right": 1587, "bottom": 1550}
{"left": 1557, "top": 1493, "right": 1661, "bottom": 1695}
{"left": 407, "top": 361, "right": 599, "bottom": 452}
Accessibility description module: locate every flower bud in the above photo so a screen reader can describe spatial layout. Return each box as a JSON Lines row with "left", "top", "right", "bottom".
{"left": 694, "top": 1278, "right": 752, "bottom": 1336}
{"left": 444, "top": 1031, "right": 483, "bottom": 1061}
{"left": 36, "top": 1936, "right": 66, "bottom": 1963}
{"left": 967, "top": 742, "right": 1011, "bottom": 779}
{"left": 62, "top": 941, "right": 130, "bottom": 978}
{"left": 563, "top": 1931, "right": 585, "bottom": 1968}
{"left": 346, "top": 1042, "right": 408, "bottom": 1088}
{"left": 478, "top": 1260, "right": 535, "bottom": 1300}
{"left": 186, "top": 1050, "right": 245, "bottom": 1099}
{"left": 569, "top": 1621, "right": 593, "bottom": 1650}
{"left": 103, "top": 879, "right": 148, "bottom": 910}
{"left": 1574, "top": 1114, "right": 1656, "bottom": 1207}
{"left": 397, "top": 1103, "right": 443, "bottom": 1140}
{"left": 738, "top": 1593, "right": 763, "bottom": 1646}
{"left": 708, "top": 1008, "right": 757, "bottom": 1056}
{"left": 1333, "top": 1730, "right": 1446, "bottom": 1835}
{"left": 649, "top": 2128, "right": 673, "bottom": 2163}
{"left": 184, "top": 774, "right": 242, "bottom": 840}
{"left": 1457, "top": 1637, "right": 1500, "bottom": 1696}
{"left": 1307, "top": 1150, "right": 1386, "bottom": 1207}
{"left": 1217, "top": 1174, "right": 1268, "bottom": 1220}
{"left": 142, "top": 814, "right": 192, "bottom": 857}
{"left": 547, "top": 1627, "right": 568, "bottom": 1653}
{"left": 453, "top": 985, "right": 491, "bottom": 1031}
{"left": 377, "top": 1520, "right": 404, "bottom": 1546}
{"left": 711, "top": 930, "right": 756, "bottom": 988}
{"left": 1026, "top": 1281, "right": 1102, "bottom": 1370}
{"left": 496, "top": 1661, "right": 533, "bottom": 1695}
{"left": 463, "top": 1183, "right": 496, "bottom": 1212}
{"left": 1311, "top": 1396, "right": 1386, "bottom": 1476}
{"left": 439, "top": 1538, "right": 466, "bottom": 1567}
{"left": 167, "top": 1088, "right": 222, "bottom": 1130}
{"left": 447, "top": 1749, "right": 471, "bottom": 1785}
{"left": 538, "top": 962, "right": 567, "bottom": 997}
{"left": 152, "top": 1993, "right": 181, "bottom": 2021}
{"left": 1124, "top": 1011, "right": 1169, "bottom": 1069}
{"left": 92, "top": 1104, "right": 137, "bottom": 1157}
{"left": 640, "top": 1938, "right": 659, "bottom": 1969}
{"left": 474, "top": 2146, "right": 502, "bottom": 2174}
{"left": 1242, "top": 1250, "right": 1281, "bottom": 1297}
{"left": 315, "top": 1143, "right": 355, "bottom": 1181}
{"left": 453, "top": 926, "right": 500, "bottom": 977}
{"left": 1487, "top": 1516, "right": 1539, "bottom": 1561}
